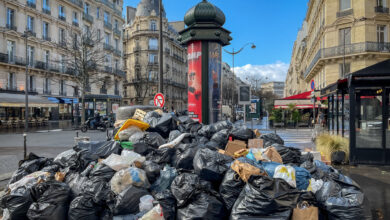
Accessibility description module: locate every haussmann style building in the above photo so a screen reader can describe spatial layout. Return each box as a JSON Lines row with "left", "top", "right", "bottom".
{"left": 123, "top": 0, "right": 187, "bottom": 111}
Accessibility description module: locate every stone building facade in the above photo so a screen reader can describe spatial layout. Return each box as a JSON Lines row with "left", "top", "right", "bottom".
{"left": 123, "top": 0, "right": 187, "bottom": 111}
{"left": 0, "top": 0, "right": 125, "bottom": 121}
{"left": 285, "top": 0, "right": 390, "bottom": 96}
{"left": 261, "top": 81, "right": 285, "bottom": 98}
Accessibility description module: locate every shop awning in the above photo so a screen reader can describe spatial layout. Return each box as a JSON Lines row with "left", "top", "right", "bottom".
{"left": 0, "top": 93, "right": 58, "bottom": 107}
{"left": 283, "top": 91, "right": 312, "bottom": 100}
{"left": 274, "top": 99, "right": 324, "bottom": 109}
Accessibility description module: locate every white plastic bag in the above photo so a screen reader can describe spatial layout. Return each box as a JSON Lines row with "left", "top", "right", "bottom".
{"left": 307, "top": 178, "right": 324, "bottom": 193}
{"left": 121, "top": 150, "right": 146, "bottom": 164}
{"left": 139, "top": 204, "right": 164, "bottom": 220}
{"left": 139, "top": 195, "right": 155, "bottom": 212}
{"left": 8, "top": 171, "right": 50, "bottom": 192}
{"left": 118, "top": 126, "right": 143, "bottom": 141}
{"left": 274, "top": 165, "right": 296, "bottom": 188}
{"left": 110, "top": 167, "right": 150, "bottom": 194}
{"left": 102, "top": 154, "right": 132, "bottom": 171}
{"left": 158, "top": 133, "right": 190, "bottom": 149}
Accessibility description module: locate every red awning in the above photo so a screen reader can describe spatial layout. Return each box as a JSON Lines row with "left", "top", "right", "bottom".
{"left": 274, "top": 105, "right": 315, "bottom": 109}
{"left": 283, "top": 91, "right": 312, "bottom": 100}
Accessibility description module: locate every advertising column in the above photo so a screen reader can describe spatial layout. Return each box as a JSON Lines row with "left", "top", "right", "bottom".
{"left": 187, "top": 41, "right": 203, "bottom": 122}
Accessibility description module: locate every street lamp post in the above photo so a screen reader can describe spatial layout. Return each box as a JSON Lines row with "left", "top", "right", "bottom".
{"left": 224, "top": 42, "right": 256, "bottom": 122}
{"left": 158, "top": 0, "right": 164, "bottom": 94}
{"left": 22, "top": 30, "right": 32, "bottom": 132}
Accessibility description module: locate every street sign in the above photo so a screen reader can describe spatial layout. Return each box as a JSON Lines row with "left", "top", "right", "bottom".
{"left": 154, "top": 93, "right": 165, "bottom": 108}
{"left": 311, "top": 80, "right": 315, "bottom": 91}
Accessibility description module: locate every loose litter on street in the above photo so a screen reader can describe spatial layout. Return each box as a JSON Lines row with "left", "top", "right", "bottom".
{"left": 0, "top": 107, "right": 371, "bottom": 219}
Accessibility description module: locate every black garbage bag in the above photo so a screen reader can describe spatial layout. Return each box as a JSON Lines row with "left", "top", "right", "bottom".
{"left": 144, "top": 132, "right": 166, "bottom": 148}
{"left": 89, "top": 164, "right": 116, "bottom": 181}
{"left": 40, "top": 164, "right": 60, "bottom": 173}
{"left": 0, "top": 186, "right": 32, "bottom": 220}
{"left": 81, "top": 179, "right": 113, "bottom": 205}
{"left": 153, "top": 113, "right": 178, "bottom": 138}
{"left": 54, "top": 149, "right": 91, "bottom": 172}
{"left": 260, "top": 133, "right": 284, "bottom": 147}
{"left": 65, "top": 173, "right": 89, "bottom": 198}
{"left": 198, "top": 125, "right": 216, "bottom": 138}
{"left": 68, "top": 195, "right": 102, "bottom": 220}
{"left": 316, "top": 180, "right": 365, "bottom": 220}
{"left": 154, "top": 190, "right": 176, "bottom": 220}
{"left": 74, "top": 141, "right": 121, "bottom": 160}
{"left": 143, "top": 111, "right": 161, "bottom": 128}
{"left": 210, "top": 129, "right": 229, "bottom": 149}
{"left": 133, "top": 143, "right": 156, "bottom": 156}
{"left": 273, "top": 144, "right": 302, "bottom": 165}
{"left": 150, "top": 166, "right": 177, "bottom": 193}
{"left": 230, "top": 127, "right": 255, "bottom": 141}
{"left": 173, "top": 144, "right": 199, "bottom": 170}
{"left": 331, "top": 151, "right": 346, "bottom": 165}
{"left": 146, "top": 147, "right": 175, "bottom": 165}
{"left": 169, "top": 130, "right": 182, "bottom": 142}
{"left": 301, "top": 152, "right": 314, "bottom": 163}
{"left": 219, "top": 168, "right": 245, "bottom": 211}
{"left": 142, "top": 161, "right": 161, "bottom": 184}
{"left": 176, "top": 192, "right": 227, "bottom": 220}
{"left": 8, "top": 153, "right": 53, "bottom": 185}
{"left": 114, "top": 186, "right": 150, "bottom": 215}
{"left": 193, "top": 148, "right": 233, "bottom": 182}
{"left": 27, "top": 181, "right": 70, "bottom": 220}
{"left": 231, "top": 175, "right": 300, "bottom": 220}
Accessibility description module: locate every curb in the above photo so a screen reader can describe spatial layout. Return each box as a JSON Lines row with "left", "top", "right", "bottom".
{"left": 0, "top": 172, "right": 13, "bottom": 182}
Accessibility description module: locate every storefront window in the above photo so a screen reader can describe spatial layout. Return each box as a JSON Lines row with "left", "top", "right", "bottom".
{"left": 387, "top": 91, "right": 390, "bottom": 149}
{"left": 344, "top": 94, "right": 350, "bottom": 136}
{"left": 356, "top": 94, "right": 383, "bottom": 149}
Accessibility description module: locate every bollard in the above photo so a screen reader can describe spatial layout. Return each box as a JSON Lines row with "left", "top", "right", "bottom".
{"left": 106, "top": 128, "right": 109, "bottom": 140}
{"left": 76, "top": 131, "right": 79, "bottom": 138}
{"left": 23, "top": 133, "right": 27, "bottom": 159}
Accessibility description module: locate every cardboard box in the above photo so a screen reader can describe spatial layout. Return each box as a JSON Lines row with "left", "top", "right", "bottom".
{"left": 254, "top": 129, "right": 261, "bottom": 138}
{"left": 248, "top": 139, "right": 264, "bottom": 149}
{"left": 225, "top": 140, "right": 247, "bottom": 157}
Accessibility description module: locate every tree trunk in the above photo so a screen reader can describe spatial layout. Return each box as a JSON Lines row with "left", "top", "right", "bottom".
{"left": 81, "top": 89, "right": 86, "bottom": 124}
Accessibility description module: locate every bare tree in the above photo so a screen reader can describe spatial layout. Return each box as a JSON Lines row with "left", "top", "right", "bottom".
{"left": 53, "top": 28, "right": 112, "bottom": 124}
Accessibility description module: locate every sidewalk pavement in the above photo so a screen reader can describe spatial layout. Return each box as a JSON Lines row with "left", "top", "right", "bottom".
{"left": 0, "top": 120, "right": 75, "bottom": 134}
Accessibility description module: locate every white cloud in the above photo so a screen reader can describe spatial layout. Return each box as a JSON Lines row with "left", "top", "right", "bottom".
{"left": 232, "top": 61, "right": 289, "bottom": 83}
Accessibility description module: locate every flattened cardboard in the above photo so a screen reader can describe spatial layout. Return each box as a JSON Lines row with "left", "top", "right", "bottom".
{"left": 225, "top": 140, "right": 247, "bottom": 157}
{"left": 248, "top": 139, "right": 264, "bottom": 149}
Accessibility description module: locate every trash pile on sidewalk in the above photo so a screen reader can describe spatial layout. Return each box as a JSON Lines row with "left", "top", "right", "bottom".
{"left": 0, "top": 108, "right": 367, "bottom": 219}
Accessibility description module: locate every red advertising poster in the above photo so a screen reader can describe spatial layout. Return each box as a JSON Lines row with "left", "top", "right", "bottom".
{"left": 187, "top": 41, "right": 202, "bottom": 122}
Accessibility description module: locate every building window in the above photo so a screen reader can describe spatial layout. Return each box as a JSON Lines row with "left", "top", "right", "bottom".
{"left": 73, "top": 33, "right": 78, "bottom": 48}
{"left": 42, "top": 21, "right": 49, "bottom": 39}
{"left": 7, "top": 41, "right": 15, "bottom": 63}
{"left": 73, "top": 12, "right": 78, "bottom": 24}
{"left": 44, "top": 50, "right": 49, "bottom": 68}
{"left": 377, "top": 0, "right": 386, "bottom": 7}
{"left": 97, "top": 29, "right": 101, "bottom": 41}
{"left": 150, "top": 20, "right": 156, "bottom": 31}
{"left": 104, "top": 11, "right": 110, "bottom": 24}
{"left": 7, "top": 8, "right": 15, "bottom": 28}
{"left": 377, "top": 25, "right": 387, "bottom": 43}
{"left": 59, "top": 5, "right": 65, "bottom": 18}
{"left": 115, "top": 38, "right": 119, "bottom": 50}
{"left": 339, "top": 63, "right": 351, "bottom": 78}
{"left": 149, "top": 54, "right": 157, "bottom": 63}
{"left": 149, "top": 38, "right": 158, "bottom": 50}
{"left": 43, "top": 0, "right": 50, "bottom": 10}
{"left": 59, "top": 28, "right": 65, "bottom": 43}
{"left": 27, "top": 16, "right": 34, "bottom": 32}
{"left": 339, "top": 0, "right": 351, "bottom": 11}
{"left": 148, "top": 71, "right": 153, "bottom": 80}
{"left": 105, "top": 33, "right": 110, "bottom": 45}
{"left": 105, "top": 54, "right": 111, "bottom": 67}
{"left": 84, "top": 3, "right": 89, "bottom": 14}
{"left": 339, "top": 27, "right": 351, "bottom": 45}
{"left": 136, "top": 24, "right": 140, "bottom": 31}
{"left": 97, "top": 7, "right": 100, "bottom": 18}
{"left": 8, "top": 73, "right": 16, "bottom": 90}
{"left": 27, "top": 46, "right": 34, "bottom": 66}
{"left": 60, "top": 80, "right": 65, "bottom": 95}
{"left": 114, "top": 59, "right": 118, "bottom": 70}
{"left": 44, "top": 78, "right": 50, "bottom": 93}
{"left": 29, "top": 75, "right": 35, "bottom": 91}
{"left": 114, "top": 80, "right": 118, "bottom": 91}
{"left": 114, "top": 20, "right": 118, "bottom": 29}
{"left": 60, "top": 54, "right": 65, "bottom": 73}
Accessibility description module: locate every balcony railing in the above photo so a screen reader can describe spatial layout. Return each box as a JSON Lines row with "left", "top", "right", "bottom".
{"left": 114, "top": 49, "right": 121, "bottom": 56}
{"left": 375, "top": 6, "right": 389, "bottom": 13}
{"left": 148, "top": 61, "right": 159, "bottom": 66}
{"left": 59, "top": 91, "right": 67, "bottom": 96}
{"left": 113, "top": 28, "right": 121, "bottom": 37}
{"left": 66, "top": 0, "right": 83, "bottom": 8}
{"left": 114, "top": 69, "right": 126, "bottom": 77}
{"left": 103, "top": 43, "right": 113, "bottom": 51}
{"left": 27, "top": 1, "right": 36, "bottom": 8}
{"left": 82, "top": 12, "right": 94, "bottom": 23}
{"left": 104, "top": 66, "right": 113, "bottom": 73}
{"left": 104, "top": 21, "right": 112, "bottom": 30}
{"left": 72, "top": 21, "right": 79, "bottom": 27}
{"left": 6, "top": 24, "right": 17, "bottom": 31}
{"left": 304, "top": 41, "right": 390, "bottom": 78}
{"left": 100, "top": 88, "right": 107, "bottom": 94}
{"left": 43, "top": 90, "right": 52, "bottom": 95}
{"left": 59, "top": 41, "right": 67, "bottom": 48}
{"left": 115, "top": 90, "right": 120, "bottom": 96}
{"left": 42, "top": 7, "right": 51, "bottom": 15}
{"left": 27, "top": 31, "right": 36, "bottom": 37}
{"left": 337, "top": 9, "right": 353, "bottom": 18}
{"left": 149, "top": 46, "right": 158, "bottom": 51}
{"left": 42, "top": 35, "right": 51, "bottom": 42}
{"left": 59, "top": 15, "right": 66, "bottom": 21}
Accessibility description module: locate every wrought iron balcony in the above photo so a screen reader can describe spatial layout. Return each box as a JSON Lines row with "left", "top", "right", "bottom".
{"left": 113, "top": 28, "right": 121, "bottom": 37}
{"left": 375, "top": 6, "right": 389, "bottom": 13}
{"left": 100, "top": 88, "right": 107, "bottom": 94}
{"left": 59, "top": 15, "right": 66, "bottom": 21}
{"left": 43, "top": 90, "right": 52, "bottom": 95}
{"left": 82, "top": 12, "right": 94, "bottom": 23}
{"left": 42, "top": 35, "right": 51, "bottom": 42}
{"left": 42, "top": 7, "right": 51, "bottom": 15}
{"left": 104, "top": 66, "right": 113, "bottom": 73}
{"left": 114, "top": 69, "right": 126, "bottom": 77}
{"left": 104, "top": 21, "right": 112, "bottom": 30}
{"left": 26, "top": 31, "right": 36, "bottom": 37}
{"left": 337, "top": 9, "right": 353, "bottom": 18}
{"left": 6, "top": 24, "right": 17, "bottom": 31}
{"left": 103, "top": 43, "right": 113, "bottom": 51}
{"left": 149, "top": 46, "right": 158, "bottom": 51}
{"left": 66, "top": 0, "right": 83, "bottom": 8}
{"left": 59, "top": 91, "right": 67, "bottom": 96}
{"left": 72, "top": 21, "right": 79, "bottom": 27}
{"left": 27, "top": 1, "right": 36, "bottom": 8}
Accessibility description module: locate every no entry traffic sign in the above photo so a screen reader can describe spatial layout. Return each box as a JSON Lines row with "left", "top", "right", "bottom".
{"left": 154, "top": 93, "right": 165, "bottom": 108}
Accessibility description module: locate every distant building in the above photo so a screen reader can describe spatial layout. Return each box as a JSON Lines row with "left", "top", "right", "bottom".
{"left": 261, "top": 81, "right": 285, "bottom": 98}
{"left": 123, "top": 0, "right": 187, "bottom": 110}
{"left": 221, "top": 62, "right": 250, "bottom": 106}
{"left": 285, "top": 0, "right": 390, "bottom": 97}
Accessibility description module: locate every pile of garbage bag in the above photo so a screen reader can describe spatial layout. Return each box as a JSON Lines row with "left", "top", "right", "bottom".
{"left": 0, "top": 109, "right": 369, "bottom": 220}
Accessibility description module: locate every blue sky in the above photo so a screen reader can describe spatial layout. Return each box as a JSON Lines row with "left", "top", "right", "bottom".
{"left": 123, "top": 0, "right": 309, "bottom": 82}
